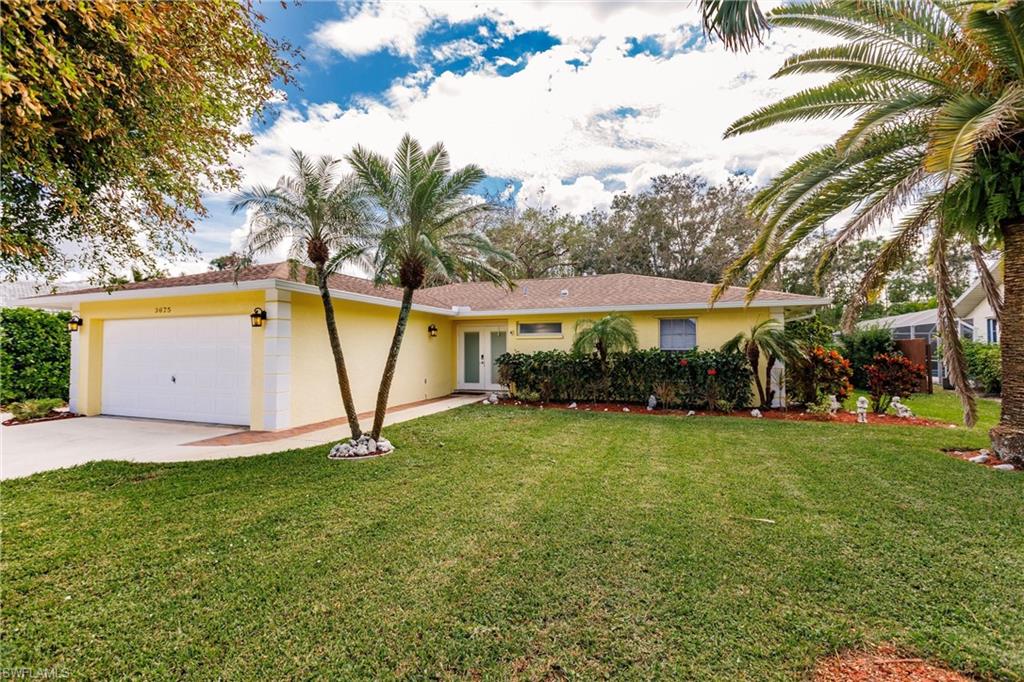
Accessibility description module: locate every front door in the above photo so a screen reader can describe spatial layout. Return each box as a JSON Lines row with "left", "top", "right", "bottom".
{"left": 457, "top": 326, "right": 507, "bottom": 391}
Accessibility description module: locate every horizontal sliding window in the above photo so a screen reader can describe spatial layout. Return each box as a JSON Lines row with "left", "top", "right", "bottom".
{"left": 517, "top": 322, "right": 562, "bottom": 336}
{"left": 659, "top": 318, "right": 696, "bottom": 351}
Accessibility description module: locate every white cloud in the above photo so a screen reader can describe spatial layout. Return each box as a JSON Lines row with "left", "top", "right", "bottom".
{"left": 228, "top": 17, "right": 847, "bottom": 218}
{"left": 518, "top": 175, "right": 612, "bottom": 214}
{"left": 311, "top": 1, "right": 704, "bottom": 58}
{"left": 311, "top": 3, "right": 433, "bottom": 58}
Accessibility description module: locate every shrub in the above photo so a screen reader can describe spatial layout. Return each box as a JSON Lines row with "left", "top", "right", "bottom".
{"left": 864, "top": 353, "right": 927, "bottom": 413}
{"left": 785, "top": 316, "right": 836, "bottom": 349}
{"left": 837, "top": 327, "right": 896, "bottom": 388}
{"left": 8, "top": 398, "right": 64, "bottom": 422}
{"left": 788, "top": 345, "right": 854, "bottom": 405}
{"left": 962, "top": 339, "right": 1001, "bottom": 394}
{"left": 0, "top": 307, "right": 71, "bottom": 404}
{"left": 495, "top": 348, "right": 752, "bottom": 409}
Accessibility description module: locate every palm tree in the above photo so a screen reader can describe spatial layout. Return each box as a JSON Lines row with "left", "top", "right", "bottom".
{"left": 722, "top": 319, "right": 800, "bottom": 408}
{"left": 347, "top": 135, "right": 512, "bottom": 441}
{"left": 233, "top": 149, "right": 371, "bottom": 439}
{"left": 572, "top": 314, "right": 639, "bottom": 366}
{"left": 700, "top": 0, "right": 770, "bottom": 52}
{"left": 711, "top": 1, "right": 1024, "bottom": 464}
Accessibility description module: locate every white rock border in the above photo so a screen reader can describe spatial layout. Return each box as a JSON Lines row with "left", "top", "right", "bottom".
{"left": 328, "top": 434, "right": 394, "bottom": 461}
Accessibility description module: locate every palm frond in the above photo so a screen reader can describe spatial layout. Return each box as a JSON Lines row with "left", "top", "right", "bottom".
{"left": 965, "top": 1, "right": 1024, "bottom": 78}
{"left": 700, "top": 0, "right": 770, "bottom": 52}
{"left": 924, "top": 85, "right": 1024, "bottom": 176}
{"left": 932, "top": 229, "right": 978, "bottom": 426}
{"left": 725, "top": 79, "right": 902, "bottom": 137}
{"left": 774, "top": 42, "right": 947, "bottom": 87}
{"left": 840, "top": 193, "right": 940, "bottom": 331}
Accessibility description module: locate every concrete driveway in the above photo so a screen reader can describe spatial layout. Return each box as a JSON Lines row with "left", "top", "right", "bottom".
{"left": 1, "top": 395, "right": 482, "bottom": 480}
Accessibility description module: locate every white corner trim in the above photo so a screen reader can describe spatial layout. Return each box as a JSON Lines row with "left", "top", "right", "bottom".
{"left": 262, "top": 291, "right": 291, "bottom": 431}
{"left": 68, "top": 319, "right": 81, "bottom": 413}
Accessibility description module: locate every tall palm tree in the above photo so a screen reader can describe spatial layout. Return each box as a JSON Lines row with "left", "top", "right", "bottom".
{"left": 572, "top": 314, "right": 639, "bottom": 365}
{"left": 711, "top": 1, "right": 1024, "bottom": 464}
{"left": 233, "top": 149, "right": 371, "bottom": 439}
{"left": 722, "top": 319, "right": 801, "bottom": 408}
{"left": 347, "top": 135, "right": 512, "bottom": 441}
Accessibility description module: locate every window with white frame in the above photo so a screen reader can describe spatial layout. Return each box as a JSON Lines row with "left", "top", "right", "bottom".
{"left": 517, "top": 322, "right": 562, "bottom": 336}
{"left": 659, "top": 318, "right": 696, "bottom": 351}
{"left": 987, "top": 318, "right": 999, "bottom": 344}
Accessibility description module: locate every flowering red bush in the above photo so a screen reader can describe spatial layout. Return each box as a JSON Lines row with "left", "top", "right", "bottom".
{"left": 865, "top": 353, "right": 927, "bottom": 413}
{"left": 790, "top": 345, "right": 854, "bottom": 405}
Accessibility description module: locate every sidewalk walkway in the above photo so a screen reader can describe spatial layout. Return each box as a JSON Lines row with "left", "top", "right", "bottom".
{"left": 1, "top": 394, "right": 483, "bottom": 480}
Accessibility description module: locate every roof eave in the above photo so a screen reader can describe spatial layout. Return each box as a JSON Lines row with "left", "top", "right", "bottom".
{"left": 18, "top": 278, "right": 458, "bottom": 316}
{"left": 450, "top": 298, "right": 830, "bottom": 317}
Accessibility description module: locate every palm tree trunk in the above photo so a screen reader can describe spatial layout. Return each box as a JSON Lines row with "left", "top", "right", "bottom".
{"left": 764, "top": 354, "right": 777, "bottom": 407}
{"left": 316, "top": 266, "right": 362, "bottom": 439}
{"left": 991, "top": 218, "right": 1024, "bottom": 466}
{"left": 748, "top": 343, "right": 766, "bottom": 407}
{"left": 371, "top": 287, "right": 415, "bottom": 440}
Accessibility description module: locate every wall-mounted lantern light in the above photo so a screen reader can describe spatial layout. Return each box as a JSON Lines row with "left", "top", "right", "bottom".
{"left": 428, "top": 323, "right": 438, "bottom": 338}
{"left": 250, "top": 307, "right": 267, "bottom": 328}
{"left": 67, "top": 315, "right": 83, "bottom": 333}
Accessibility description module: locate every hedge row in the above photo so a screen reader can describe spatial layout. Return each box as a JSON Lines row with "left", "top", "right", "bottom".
{"left": 495, "top": 348, "right": 752, "bottom": 409}
{"left": 0, "top": 307, "right": 71, "bottom": 404}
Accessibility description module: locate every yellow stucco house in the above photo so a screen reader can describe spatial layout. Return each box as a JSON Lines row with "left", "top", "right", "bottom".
{"left": 28, "top": 262, "right": 827, "bottom": 431}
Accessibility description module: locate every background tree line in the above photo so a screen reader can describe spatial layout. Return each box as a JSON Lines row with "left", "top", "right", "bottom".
{"left": 480, "top": 172, "right": 977, "bottom": 325}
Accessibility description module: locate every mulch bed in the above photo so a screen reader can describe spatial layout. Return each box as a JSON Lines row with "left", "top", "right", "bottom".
{"left": 941, "top": 447, "right": 1020, "bottom": 470}
{"left": 493, "top": 399, "right": 953, "bottom": 428}
{"left": 813, "top": 644, "right": 971, "bottom": 681}
{"left": 2, "top": 411, "right": 81, "bottom": 427}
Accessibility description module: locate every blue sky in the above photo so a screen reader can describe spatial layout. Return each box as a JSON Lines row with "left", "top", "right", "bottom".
{"left": 182, "top": 1, "right": 845, "bottom": 272}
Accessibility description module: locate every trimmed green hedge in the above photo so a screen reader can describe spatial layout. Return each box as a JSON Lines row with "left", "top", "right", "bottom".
{"left": 495, "top": 348, "right": 752, "bottom": 409}
{"left": 0, "top": 307, "right": 71, "bottom": 404}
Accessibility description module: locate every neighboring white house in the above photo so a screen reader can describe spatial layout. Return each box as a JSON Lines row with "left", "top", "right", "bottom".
{"left": 954, "top": 260, "right": 1003, "bottom": 345}
{"left": 855, "top": 258, "right": 1003, "bottom": 380}
{"left": 857, "top": 308, "right": 942, "bottom": 379}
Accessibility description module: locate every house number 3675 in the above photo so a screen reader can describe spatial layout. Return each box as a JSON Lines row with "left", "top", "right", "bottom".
{"left": 154, "top": 306, "right": 171, "bottom": 314}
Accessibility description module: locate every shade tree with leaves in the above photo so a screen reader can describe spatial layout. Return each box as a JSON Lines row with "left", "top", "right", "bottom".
{"left": 233, "top": 150, "right": 372, "bottom": 439}
{"left": 712, "top": 0, "right": 1024, "bottom": 465}
{"left": 1, "top": 0, "right": 292, "bottom": 281}
{"left": 347, "top": 135, "right": 513, "bottom": 443}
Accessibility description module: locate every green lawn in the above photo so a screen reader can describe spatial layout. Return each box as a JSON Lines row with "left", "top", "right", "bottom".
{"left": 2, "top": 393, "right": 1022, "bottom": 680}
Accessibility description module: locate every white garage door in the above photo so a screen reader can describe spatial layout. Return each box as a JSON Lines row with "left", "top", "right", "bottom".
{"left": 102, "top": 316, "right": 252, "bottom": 425}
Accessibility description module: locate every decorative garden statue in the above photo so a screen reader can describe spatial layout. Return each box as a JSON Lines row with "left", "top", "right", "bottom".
{"left": 892, "top": 396, "right": 913, "bottom": 419}
{"left": 856, "top": 396, "right": 868, "bottom": 424}
{"left": 647, "top": 395, "right": 657, "bottom": 411}
{"left": 829, "top": 395, "right": 841, "bottom": 416}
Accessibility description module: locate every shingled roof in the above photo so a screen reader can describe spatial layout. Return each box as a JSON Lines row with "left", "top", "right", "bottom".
{"left": 423, "top": 272, "right": 821, "bottom": 310}
{"left": 31, "top": 263, "right": 826, "bottom": 311}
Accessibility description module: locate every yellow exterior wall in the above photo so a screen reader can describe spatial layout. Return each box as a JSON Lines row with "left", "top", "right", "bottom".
{"left": 452, "top": 307, "right": 774, "bottom": 385}
{"left": 76, "top": 291, "right": 266, "bottom": 425}
{"left": 69, "top": 286, "right": 781, "bottom": 430}
{"left": 289, "top": 293, "right": 454, "bottom": 425}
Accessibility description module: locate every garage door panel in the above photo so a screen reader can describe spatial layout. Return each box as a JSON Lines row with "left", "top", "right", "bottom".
{"left": 102, "top": 316, "right": 252, "bottom": 425}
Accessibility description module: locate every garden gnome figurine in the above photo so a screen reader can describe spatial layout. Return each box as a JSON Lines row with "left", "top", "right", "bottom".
{"left": 856, "top": 396, "right": 868, "bottom": 424}
{"left": 892, "top": 396, "right": 913, "bottom": 418}
{"left": 647, "top": 394, "right": 657, "bottom": 411}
